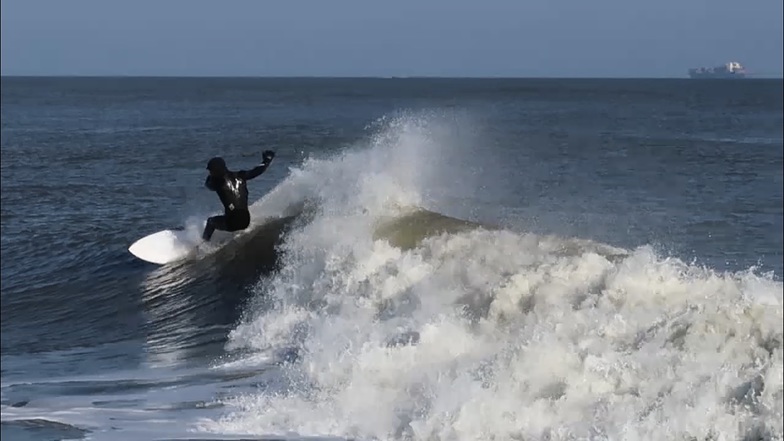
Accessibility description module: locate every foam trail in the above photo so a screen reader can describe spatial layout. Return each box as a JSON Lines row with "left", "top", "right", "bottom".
{"left": 197, "top": 113, "right": 784, "bottom": 441}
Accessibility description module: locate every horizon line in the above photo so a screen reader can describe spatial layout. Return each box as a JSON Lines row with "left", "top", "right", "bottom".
{"left": 2, "top": 74, "right": 783, "bottom": 80}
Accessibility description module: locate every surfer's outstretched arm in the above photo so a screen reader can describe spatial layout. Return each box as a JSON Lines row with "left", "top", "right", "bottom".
{"left": 239, "top": 163, "right": 270, "bottom": 181}
{"left": 239, "top": 150, "right": 275, "bottom": 181}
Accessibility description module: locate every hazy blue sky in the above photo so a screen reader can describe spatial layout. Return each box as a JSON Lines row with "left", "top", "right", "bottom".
{"left": 2, "top": 0, "right": 782, "bottom": 77}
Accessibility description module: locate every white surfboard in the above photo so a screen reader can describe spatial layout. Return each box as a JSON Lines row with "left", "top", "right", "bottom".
{"left": 129, "top": 207, "right": 287, "bottom": 265}
{"left": 128, "top": 229, "right": 201, "bottom": 265}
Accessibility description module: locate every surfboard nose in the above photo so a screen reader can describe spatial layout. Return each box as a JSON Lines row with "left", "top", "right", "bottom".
{"left": 129, "top": 229, "right": 200, "bottom": 265}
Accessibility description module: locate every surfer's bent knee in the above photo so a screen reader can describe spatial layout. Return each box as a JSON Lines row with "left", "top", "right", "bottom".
{"left": 226, "top": 209, "right": 250, "bottom": 231}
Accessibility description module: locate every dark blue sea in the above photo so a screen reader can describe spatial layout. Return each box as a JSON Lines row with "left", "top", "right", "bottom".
{"left": 1, "top": 77, "right": 782, "bottom": 441}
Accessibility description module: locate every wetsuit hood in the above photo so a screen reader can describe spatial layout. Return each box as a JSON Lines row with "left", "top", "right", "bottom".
{"left": 207, "top": 157, "right": 227, "bottom": 175}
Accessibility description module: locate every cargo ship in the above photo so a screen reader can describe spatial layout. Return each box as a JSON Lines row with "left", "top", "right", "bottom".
{"left": 688, "top": 61, "right": 747, "bottom": 79}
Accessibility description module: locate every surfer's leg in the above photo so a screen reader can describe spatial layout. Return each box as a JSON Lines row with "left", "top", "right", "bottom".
{"left": 202, "top": 215, "right": 228, "bottom": 241}
{"left": 225, "top": 210, "right": 251, "bottom": 232}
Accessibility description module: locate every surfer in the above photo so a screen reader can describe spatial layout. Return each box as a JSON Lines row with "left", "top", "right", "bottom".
{"left": 201, "top": 150, "right": 276, "bottom": 241}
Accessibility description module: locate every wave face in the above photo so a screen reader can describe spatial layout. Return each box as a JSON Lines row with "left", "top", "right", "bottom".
{"left": 198, "top": 113, "right": 784, "bottom": 441}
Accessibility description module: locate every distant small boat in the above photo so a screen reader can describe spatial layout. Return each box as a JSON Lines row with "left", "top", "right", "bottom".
{"left": 688, "top": 61, "right": 747, "bottom": 79}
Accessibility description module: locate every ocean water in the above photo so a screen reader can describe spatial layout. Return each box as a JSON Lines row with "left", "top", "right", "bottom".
{"left": 1, "top": 77, "right": 782, "bottom": 441}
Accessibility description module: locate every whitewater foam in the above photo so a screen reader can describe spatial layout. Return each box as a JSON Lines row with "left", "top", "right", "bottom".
{"left": 196, "top": 114, "right": 784, "bottom": 441}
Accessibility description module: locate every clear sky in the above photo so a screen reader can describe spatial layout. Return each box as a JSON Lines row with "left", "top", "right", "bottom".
{"left": 1, "top": 0, "right": 782, "bottom": 77}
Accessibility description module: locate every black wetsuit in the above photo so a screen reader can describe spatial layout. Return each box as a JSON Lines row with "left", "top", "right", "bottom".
{"left": 202, "top": 156, "right": 272, "bottom": 241}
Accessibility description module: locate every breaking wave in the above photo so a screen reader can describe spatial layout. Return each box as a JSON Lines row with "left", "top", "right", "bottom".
{"left": 196, "top": 112, "right": 784, "bottom": 441}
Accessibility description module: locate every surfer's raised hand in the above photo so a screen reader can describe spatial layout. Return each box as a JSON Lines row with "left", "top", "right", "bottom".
{"left": 262, "top": 150, "right": 275, "bottom": 163}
